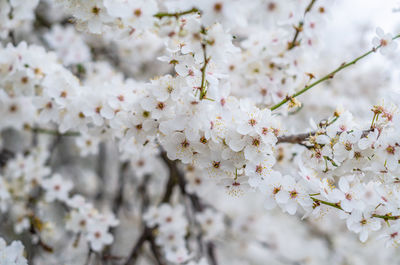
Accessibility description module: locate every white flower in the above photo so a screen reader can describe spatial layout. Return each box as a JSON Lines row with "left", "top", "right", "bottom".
{"left": 275, "top": 175, "right": 313, "bottom": 215}
{"left": 245, "top": 158, "right": 276, "bottom": 188}
{"left": 75, "top": 133, "right": 101, "bottom": 157}
{"left": 326, "top": 111, "right": 354, "bottom": 138}
{"left": 44, "top": 25, "right": 91, "bottom": 65}
{"left": 358, "top": 129, "right": 379, "bottom": 150}
{"left": 379, "top": 221, "right": 400, "bottom": 247}
{"left": 372, "top": 27, "right": 397, "bottom": 55}
{"left": 163, "top": 132, "right": 195, "bottom": 164}
{"left": 346, "top": 210, "right": 381, "bottom": 242}
{"left": 149, "top": 75, "right": 182, "bottom": 102}
{"left": 236, "top": 99, "right": 263, "bottom": 135}
{"left": 196, "top": 209, "right": 225, "bottom": 240}
{"left": 14, "top": 217, "right": 30, "bottom": 234}
{"left": 165, "top": 246, "right": 191, "bottom": 264}
{"left": 336, "top": 177, "right": 365, "bottom": 213}
{"left": 42, "top": 173, "right": 73, "bottom": 202}
{"left": 86, "top": 223, "right": 114, "bottom": 252}
{"left": 66, "top": 210, "right": 90, "bottom": 233}
{"left": 140, "top": 96, "right": 174, "bottom": 120}
{"left": 0, "top": 237, "right": 28, "bottom": 265}
{"left": 260, "top": 171, "right": 283, "bottom": 210}
{"left": 82, "top": 92, "right": 115, "bottom": 126}
{"left": 333, "top": 130, "right": 362, "bottom": 163}
{"left": 375, "top": 133, "right": 400, "bottom": 171}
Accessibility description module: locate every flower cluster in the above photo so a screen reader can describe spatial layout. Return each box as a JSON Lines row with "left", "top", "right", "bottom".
{"left": 0, "top": 0, "right": 39, "bottom": 39}
{"left": 56, "top": 0, "right": 158, "bottom": 35}
{"left": 0, "top": 147, "right": 118, "bottom": 253}
{"left": 1, "top": 0, "right": 400, "bottom": 264}
{"left": 144, "top": 204, "right": 190, "bottom": 263}
{"left": 0, "top": 237, "right": 27, "bottom": 265}
{"left": 66, "top": 195, "right": 119, "bottom": 251}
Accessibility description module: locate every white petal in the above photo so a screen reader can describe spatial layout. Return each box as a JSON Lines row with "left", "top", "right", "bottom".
{"left": 339, "top": 177, "right": 349, "bottom": 192}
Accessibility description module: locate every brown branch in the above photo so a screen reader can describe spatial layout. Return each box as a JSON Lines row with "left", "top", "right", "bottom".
{"left": 206, "top": 242, "right": 218, "bottom": 265}
{"left": 161, "top": 168, "right": 178, "bottom": 203}
{"left": 112, "top": 161, "right": 129, "bottom": 213}
{"left": 139, "top": 175, "right": 152, "bottom": 213}
{"left": 148, "top": 234, "right": 166, "bottom": 265}
{"left": 125, "top": 227, "right": 154, "bottom": 265}
{"left": 277, "top": 128, "right": 373, "bottom": 145}
{"left": 277, "top": 132, "right": 316, "bottom": 144}
{"left": 0, "top": 149, "right": 14, "bottom": 167}
{"left": 159, "top": 151, "right": 217, "bottom": 265}
{"left": 125, "top": 155, "right": 177, "bottom": 265}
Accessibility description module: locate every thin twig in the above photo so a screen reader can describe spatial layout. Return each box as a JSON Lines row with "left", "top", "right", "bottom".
{"left": 310, "top": 196, "right": 400, "bottom": 221}
{"left": 199, "top": 43, "right": 210, "bottom": 100}
{"left": 287, "top": 0, "right": 317, "bottom": 50}
{"left": 271, "top": 34, "right": 400, "bottom": 111}
{"left": 125, "top": 227, "right": 152, "bottom": 265}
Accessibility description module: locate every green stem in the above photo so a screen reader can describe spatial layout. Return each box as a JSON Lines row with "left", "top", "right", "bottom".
{"left": 154, "top": 8, "right": 200, "bottom": 19}
{"left": 288, "top": 0, "right": 317, "bottom": 50}
{"left": 310, "top": 196, "right": 400, "bottom": 221}
{"left": 199, "top": 44, "right": 209, "bottom": 100}
{"left": 311, "top": 197, "right": 343, "bottom": 210}
{"left": 271, "top": 34, "right": 400, "bottom": 111}
{"left": 371, "top": 214, "right": 400, "bottom": 220}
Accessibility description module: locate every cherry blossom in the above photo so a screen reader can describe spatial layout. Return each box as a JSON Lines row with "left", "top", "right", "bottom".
{"left": 1, "top": 1, "right": 400, "bottom": 265}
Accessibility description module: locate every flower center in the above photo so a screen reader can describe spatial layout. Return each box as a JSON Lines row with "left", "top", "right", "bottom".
{"left": 252, "top": 138, "right": 260, "bottom": 147}
{"left": 248, "top": 119, "right": 257, "bottom": 126}
{"left": 181, "top": 140, "right": 190, "bottom": 148}
{"left": 212, "top": 161, "right": 220, "bottom": 168}
{"left": 386, "top": 145, "right": 395, "bottom": 155}
{"left": 344, "top": 142, "right": 352, "bottom": 151}
{"left": 273, "top": 186, "right": 281, "bottom": 194}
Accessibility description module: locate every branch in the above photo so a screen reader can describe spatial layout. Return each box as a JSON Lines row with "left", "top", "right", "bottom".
{"left": 160, "top": 152, "right": 204, "bottom": 211}
{"left": 199, "top": 43, "right": 210, "bottom": 100}
{"left": 125, "top": 155, "right": 178, "bottom": 265}
{"left": 0, "top": 149, "right": 14, "bottom": 167}
{"left": 311, "top": 197, "right": 400, "bottom": 221}
{"left": 277, "top": 132, "right": 316, "bottom": 145}
{"left": 271, "top": 34, "right": 400, "bottom": 111}
{"left": 206, "top": 242, "right": 218, "bottom": 265}
{"left": 287, "top": 0, "right": 317, "bottom": 50}
{"left": 112, "top": 162, "right": 129, "bottom": 214}
{"left": 125, "top": 227, "right": 153, "bottom": 265}
{"left": 277, "top": 128, "right": 373, "bottom": 145}
{"left": 159, "top": 152, "right": 218, "bottom": 265}
{"left": 154, "top": 8, "right": 200, "bottom": 19}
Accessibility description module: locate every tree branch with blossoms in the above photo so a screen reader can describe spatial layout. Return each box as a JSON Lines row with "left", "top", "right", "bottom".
{"left": 2, "top": 1, "right": 400, "bottom": 264}
{"left": 310, "top": 197, "right": 400, "bottom": 221}
{"left": 271, "top": 33, "right": 400, "bottom": 111}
